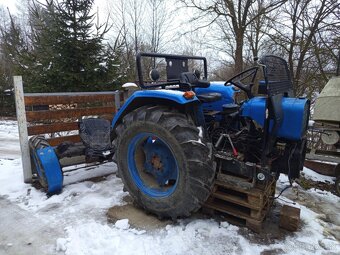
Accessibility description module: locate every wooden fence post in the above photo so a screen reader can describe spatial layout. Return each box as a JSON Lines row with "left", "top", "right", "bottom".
{"left": 13, "top": 76, "right": 32, "bottom": 183}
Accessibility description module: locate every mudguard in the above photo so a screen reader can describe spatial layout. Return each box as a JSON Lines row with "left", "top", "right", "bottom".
{"left": 111, "top": 89, "right": 200, "bottom": 128}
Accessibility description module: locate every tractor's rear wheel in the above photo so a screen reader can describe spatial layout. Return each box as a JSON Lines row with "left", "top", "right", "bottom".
{"left": 115, "top": 106, "right": 215, "bottom": 219}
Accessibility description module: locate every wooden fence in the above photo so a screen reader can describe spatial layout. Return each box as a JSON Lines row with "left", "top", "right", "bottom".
{"left": 13, "top": 76, "right": 124, "bottom": 183}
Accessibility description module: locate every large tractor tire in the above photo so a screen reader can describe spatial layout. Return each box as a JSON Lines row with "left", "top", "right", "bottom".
{"left": 114, "top": 105, "right": 215, "bottom": 219}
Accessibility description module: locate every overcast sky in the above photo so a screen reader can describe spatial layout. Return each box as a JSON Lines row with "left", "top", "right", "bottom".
{"left": 0, "top": 0, "right": 108, "bottom": 15}
{"left": 0, "top": 0, "right": 17, "bottom": 13}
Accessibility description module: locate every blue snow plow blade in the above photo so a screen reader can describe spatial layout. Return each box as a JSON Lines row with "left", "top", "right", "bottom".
{"left": 112, "top": 89, "right": 199, "bottom": 127}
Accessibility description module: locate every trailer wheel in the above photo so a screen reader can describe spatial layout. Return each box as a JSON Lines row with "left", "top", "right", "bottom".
{"left": 115, "top": 106, "right": 215, "bottom": 219}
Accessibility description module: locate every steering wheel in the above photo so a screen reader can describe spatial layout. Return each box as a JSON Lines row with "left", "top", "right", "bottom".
{"left": 225, "top": 66, "right": 259, "bottom": 98}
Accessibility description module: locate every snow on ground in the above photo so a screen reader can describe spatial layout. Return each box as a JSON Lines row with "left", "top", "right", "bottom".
{"left": 0, "top": 120, "right": 339, "bottom": 255}
{"left": 0, "top": 120, "right": 21, "bottom": 159}
{"left": 301, "top": 167, "right": 335, "bottom": 184}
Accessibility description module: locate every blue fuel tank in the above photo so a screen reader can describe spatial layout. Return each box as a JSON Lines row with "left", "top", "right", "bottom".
{"left": 241, "top": 97, "right": 309, "bottom": 141}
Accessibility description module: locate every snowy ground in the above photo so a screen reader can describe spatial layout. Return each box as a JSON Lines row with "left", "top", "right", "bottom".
{"left": 0, "top": 120, "right": 339, "bottom": 255}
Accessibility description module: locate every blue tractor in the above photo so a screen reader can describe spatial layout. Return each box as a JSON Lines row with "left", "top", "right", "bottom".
{"left": 29, "top": 53, "right": 310, "bottom": 219}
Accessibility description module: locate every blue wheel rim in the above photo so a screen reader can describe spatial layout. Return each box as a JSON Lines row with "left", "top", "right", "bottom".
{"left": 127, "top": 132, "right": 179, "bottom": 198}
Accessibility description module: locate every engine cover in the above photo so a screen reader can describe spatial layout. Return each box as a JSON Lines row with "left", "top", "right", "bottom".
{"left": 195, "top": 82, "right": 235, "bottom": 112}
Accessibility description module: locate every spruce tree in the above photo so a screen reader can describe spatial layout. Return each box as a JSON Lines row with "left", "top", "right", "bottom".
{"left": 28, "top": 0, "right": 122, "bottom": 92}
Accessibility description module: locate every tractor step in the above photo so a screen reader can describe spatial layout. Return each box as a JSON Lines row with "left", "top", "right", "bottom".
{"left": 203, "top": 176, "right": 276, "bottom": 232}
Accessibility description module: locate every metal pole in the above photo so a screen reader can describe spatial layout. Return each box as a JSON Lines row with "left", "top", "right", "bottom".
{"left": 13, "top": 76, "right": 32, "bottom": 183}
{"left": 336, "top": 50, "right": 340, "bottom": 76}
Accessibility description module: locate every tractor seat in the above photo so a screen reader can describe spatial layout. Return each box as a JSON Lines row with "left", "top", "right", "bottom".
{"left": 197, "top": 92, "right": 222, "bottom": 103}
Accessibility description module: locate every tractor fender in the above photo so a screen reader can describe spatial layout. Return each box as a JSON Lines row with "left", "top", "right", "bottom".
{"left": 111, "top": 90, "right": 201, "bottom": 129}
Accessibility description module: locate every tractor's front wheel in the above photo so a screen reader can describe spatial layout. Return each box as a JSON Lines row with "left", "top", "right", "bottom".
{"left": 115, "top": 106, "right": 215, "bottom": 219}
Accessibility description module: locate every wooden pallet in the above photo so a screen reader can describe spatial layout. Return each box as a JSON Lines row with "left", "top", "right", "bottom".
{"left": 202, "top": 206, "right": 266, "bottom": 233}
{"left": 203, "top": 177, "right": 276, "bottom": 232}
